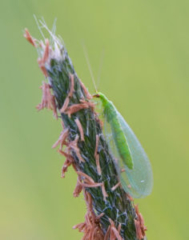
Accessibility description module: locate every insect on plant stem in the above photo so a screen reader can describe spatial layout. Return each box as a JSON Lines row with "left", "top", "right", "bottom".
{"left": 82, "top": 42, "right": 153, "bottom": 199}
{"left": 25, "top": 21, "right": 152, "bottom": 240}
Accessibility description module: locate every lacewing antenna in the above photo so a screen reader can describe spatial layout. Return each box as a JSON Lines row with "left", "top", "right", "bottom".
{"left": 82, "top": 42, "right": 97, "bottom": 92}
{"left": 97, "top": 48, "right": 105, "bottom": 90}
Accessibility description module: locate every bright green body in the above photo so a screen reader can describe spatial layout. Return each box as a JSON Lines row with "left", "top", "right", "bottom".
{"left": 97, "top": 92, "right": 133, "bottom": 169}
{"left": 94, "top": 92, "right": 153, "bottom": 198}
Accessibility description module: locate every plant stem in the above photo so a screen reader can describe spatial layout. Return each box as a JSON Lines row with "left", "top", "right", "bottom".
{"left": 24, "top": 25, "right": 146, "bottom": 240}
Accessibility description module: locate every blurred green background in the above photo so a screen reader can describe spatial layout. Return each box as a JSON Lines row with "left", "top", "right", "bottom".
{"left": 1, "top": 0, "right": 189, "bottom": 239}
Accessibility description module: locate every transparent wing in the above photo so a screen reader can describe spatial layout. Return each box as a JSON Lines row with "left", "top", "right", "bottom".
{"left": 117, "top": 111, "right": 153, "bottom": 198}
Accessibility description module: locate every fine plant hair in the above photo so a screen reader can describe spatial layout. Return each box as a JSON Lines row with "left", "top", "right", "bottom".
{"left": 24, "top": 20, "right": 147, "bottom": 240}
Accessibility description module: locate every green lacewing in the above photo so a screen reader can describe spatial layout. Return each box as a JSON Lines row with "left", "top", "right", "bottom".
{"left": 94, "top": 92, "right": 153, "bottom": 198}
{"left": 82, "top": 43, "right": 153, "bottom": 198}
